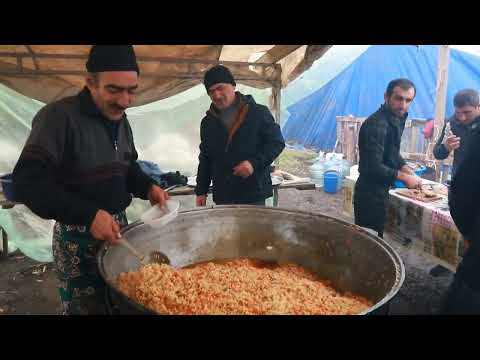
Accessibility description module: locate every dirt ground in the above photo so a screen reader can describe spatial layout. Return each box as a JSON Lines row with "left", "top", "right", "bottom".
{"left": 0, "top": 187, "right": 453, "bottom": 315}
{"left": 0, "top": 256, "right": 62, "bottom": 315}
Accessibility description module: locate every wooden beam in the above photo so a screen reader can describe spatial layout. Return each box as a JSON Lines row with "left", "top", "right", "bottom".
{"left": 16, "top": 55, "right": 22, "bottom": 72}
{"left": 24, "top": 45, "right": 40, "bottom": 70}
{"left": 345, "top": 124, "right": 356, "bottom": 164}
{"left": 214, "top": 45, "right": 224, "bottom": 61}
{"left": 271, "top": 65, "right": 282, "bottom": 172}
{"left": 0, "top": 52, "right": 276, "bottom": 68}
{"left": 409, "top": 126, "right": 418, "bottom": 154}
{"left": 0, "top": 69, "right": 275, "bottom": 83}
{"left": 255, "top": 45, "right": 303, "bottom": 64}
{"left": 432, "top": 45, "right": 450, "bottom": 181}
{"left": 285, "top": 45, "right": 332, "bottom": 85}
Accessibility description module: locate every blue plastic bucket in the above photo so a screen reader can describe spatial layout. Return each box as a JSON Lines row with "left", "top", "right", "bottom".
{"left": 0, "top": 173, "right": 16, "bottom": 201}
{"left": 324, "top": 171, "right": 340, "bottom": 194}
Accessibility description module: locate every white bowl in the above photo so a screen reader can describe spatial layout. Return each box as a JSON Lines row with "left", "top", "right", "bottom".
{"left": 187, "top": 176, "right": 213, "bottom": 188}
{"left": 140, "top": 199, "right": 180, "bottom": 228}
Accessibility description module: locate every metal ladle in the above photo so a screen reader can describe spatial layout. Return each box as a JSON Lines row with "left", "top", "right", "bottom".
{"left": 117, "top": 236, "right": 170, "bottom": 266}
{"left": 116, "top": 184, "right": 179, "bottom": 266}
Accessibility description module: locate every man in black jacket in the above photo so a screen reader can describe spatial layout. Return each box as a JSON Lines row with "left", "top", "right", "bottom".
{"left": 441, "top": 125, "right": 480, "bottom": 314}
{"left": 13, "top": 46, "right": 168, "bottom": 314}
{"left": 354, "top": 78, "right": 423, "bottom": 238}
{"left": 195, "top": 65, "right": 285, "bottom": 206}
{"left": 433, "top": 89, "right": 480, "bottom": 179}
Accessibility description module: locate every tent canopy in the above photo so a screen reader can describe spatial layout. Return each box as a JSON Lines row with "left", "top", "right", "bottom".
{"left": 0, "top": 45, "right": 331, "bottom": 106}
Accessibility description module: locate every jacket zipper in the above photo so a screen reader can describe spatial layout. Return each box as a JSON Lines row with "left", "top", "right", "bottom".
{"left": 112, "top": 122, "right": 120, "bottom": 156}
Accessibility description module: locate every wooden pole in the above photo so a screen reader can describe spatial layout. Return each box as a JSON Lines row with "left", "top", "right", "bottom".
{"left": 271, "top": 79, "right": 282, "bottom": 166}
{"left": 272, "top": 83, "right": 282, "bottom": 126}
{"left": 270, "top": 66, "right": 282, "bottom": 206}
{"left": 432, "top": 45, "right": 450, "bottom": 182}
{"left": 269, "top": 65, "right": 283, "bottom": 144}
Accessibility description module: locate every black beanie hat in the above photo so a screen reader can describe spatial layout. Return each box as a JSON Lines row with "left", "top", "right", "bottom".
{"left": 204, "top": 65, "right": 236, "bottom": 91}
{"left": 86, "top": 45, "right": 140, "bottom": 74}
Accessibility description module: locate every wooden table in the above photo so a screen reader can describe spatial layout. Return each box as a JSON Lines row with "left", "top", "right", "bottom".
{"left": 168, "top": 170, "right": 315, "bottom": 206}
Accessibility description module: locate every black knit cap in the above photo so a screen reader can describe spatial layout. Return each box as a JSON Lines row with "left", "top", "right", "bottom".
{"left": 86, "top": 45, "right": 140, "bottom": 74}
{"left": 204, "top": 65, "right": 236, "bottom": 91}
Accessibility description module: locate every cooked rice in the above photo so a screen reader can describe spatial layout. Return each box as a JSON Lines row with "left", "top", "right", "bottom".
{"left": 116, "top": 258, "right": 372, "bottom": 315}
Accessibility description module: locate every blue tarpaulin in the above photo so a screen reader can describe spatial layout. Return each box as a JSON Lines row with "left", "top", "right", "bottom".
{"left": 282, "top": 45, "right": 480, "bottom": 150}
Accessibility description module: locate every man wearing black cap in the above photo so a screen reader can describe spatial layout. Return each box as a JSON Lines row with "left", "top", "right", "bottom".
{"left": 13, "top": 45, "right": 168, "bottom": 315}
{"left": 195, "top": 65, "right": 285, "bottom": 206}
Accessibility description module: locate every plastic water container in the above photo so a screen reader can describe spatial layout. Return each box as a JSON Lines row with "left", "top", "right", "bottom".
{"left": 349, "top": 165, "right": 359, "bottom": 178}
{"left": 324, "top": 171, "right": 341, "bottom": 194}
{"left": 343, "top": 174, "right": 358, "bottom": 217}
{"left": 0, "top": 173, "right": 16, "bottom": 201}
{"left": 309, "top": 161, "right": 325, "bottom": 186}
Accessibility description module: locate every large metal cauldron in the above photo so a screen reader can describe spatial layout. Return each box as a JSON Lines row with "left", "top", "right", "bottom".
{"left": 98, "top": 205, "right": 405, "bottom": 315}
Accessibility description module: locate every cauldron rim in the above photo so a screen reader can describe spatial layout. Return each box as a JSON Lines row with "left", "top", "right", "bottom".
{"left": 97, "top": 205, "right": 405, "bottom": 315}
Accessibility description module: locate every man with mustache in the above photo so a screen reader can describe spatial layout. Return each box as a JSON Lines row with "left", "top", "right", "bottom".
{"left": 195, "top": 65, "right": 285, "bottom": 207}
{"left": 13, "top": 45, "right": 168, "bottom": 315}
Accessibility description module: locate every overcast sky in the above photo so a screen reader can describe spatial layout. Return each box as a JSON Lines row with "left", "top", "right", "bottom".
{"left": 450, "top": 45, "right": 480, "bottom": 55}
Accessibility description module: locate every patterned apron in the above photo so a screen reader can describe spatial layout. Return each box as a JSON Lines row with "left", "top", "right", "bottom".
{"left": 52, "top": 212, "right": 128, "bottom": 315}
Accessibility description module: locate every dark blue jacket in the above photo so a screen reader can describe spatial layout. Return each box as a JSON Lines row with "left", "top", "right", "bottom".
{"left": 195, "top": 93, "right": 285, "bottom": 204}
{"left": 449, "top": 126, "right": 480, "bottom": 290}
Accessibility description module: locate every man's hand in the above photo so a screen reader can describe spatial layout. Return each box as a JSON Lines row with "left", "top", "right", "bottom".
{"left": 445, "top": 135, "right": 461, "bottom": 152}
{"left": 397, "top": 171, "right": 422, "bottom": 189}
{"left": 400, "top": 164, "right": 414, "bottom": 176}
{"left": 147, "top": 184, "right": 169, "bottom": 207}
{"left": 196, "top": 195, "right": 207, "bottom": 207}
{"left": 90, "top": 209, "right": 122, "bottom": 244}
{"left": 233, "top": 160, "right": 254, "bottom": 178}
{"left": 403, "top": 174, "right": 423, "bottom": 189}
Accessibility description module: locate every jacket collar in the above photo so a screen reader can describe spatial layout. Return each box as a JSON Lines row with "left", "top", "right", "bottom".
{"left": 379, "top": 104, "right": 408, "bottom": 126}
{"left": 450, "top": 114, "right": 480, "bottom": 130}
{"left": 208, "top": 92, "right": 245, "bottom": 119}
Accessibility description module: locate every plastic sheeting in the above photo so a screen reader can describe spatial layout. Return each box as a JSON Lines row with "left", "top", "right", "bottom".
{"left": 0, "top": 82, "right": 270, "bottom": 261}
{"left": 282, "top": 45, "right": 480, "bottom": 150}
{"left": 0, "top": 205, "right": 54, "bottom": 262}
{"left": 0, "top": 84, "right": 43, "bottom": 174}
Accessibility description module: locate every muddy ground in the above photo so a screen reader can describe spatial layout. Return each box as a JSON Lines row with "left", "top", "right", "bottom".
{"left": 0, "top": 187, "right": 453, "bottom": 315}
